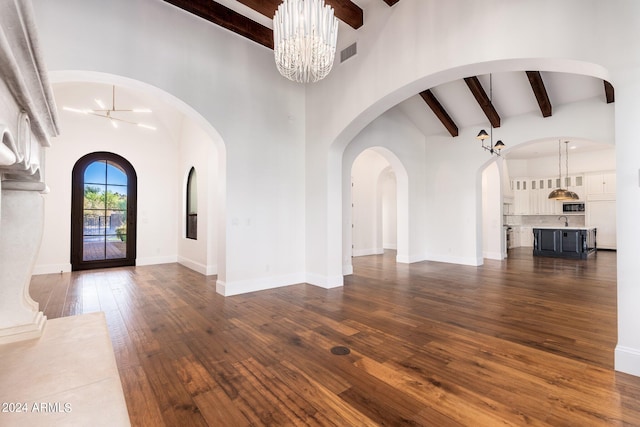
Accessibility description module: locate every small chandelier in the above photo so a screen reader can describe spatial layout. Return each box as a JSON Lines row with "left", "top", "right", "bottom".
{"left": 548, "top": 140, "right": 579, "bottom": 200}
{"left": 476, "top": 128, "right": 505, "bottom": 156}
{"left": 475, "top": 74, "right": 505, "bottom": 156}
{"left": 273, "top": 0, "right": 339, "bottom": 83}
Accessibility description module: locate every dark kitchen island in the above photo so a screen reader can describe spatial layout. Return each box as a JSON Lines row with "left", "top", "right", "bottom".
{"left": 533, "top": 227, "right": 597, "bottom": 259}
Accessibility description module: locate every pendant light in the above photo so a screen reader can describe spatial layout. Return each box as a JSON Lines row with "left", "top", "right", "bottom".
{"left": 548, "top": 140, "right": 579, "bottom": 200}
{"left": 563, "top": 140, "right": 579, "bottom": 200}
{"left": 475, "top": 74, "right": 505, "bottom": 156}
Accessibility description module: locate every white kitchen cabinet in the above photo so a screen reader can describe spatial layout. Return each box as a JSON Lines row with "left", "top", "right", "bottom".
{"left": 538, "top": 177, "right": 563, "bottom": 214}
{"left": 586, "top": 172, "right": 616, "bottom": 200}
{"left": 587, "top": 200, "right": 616, "bottom": 249}
{"left": 529, "top": 178, "right": 540, "bottom": 214}
{"left": 513, "top": 178, "right": 529, "bottom": 215}
{"left": 520, "top": 226, "right": 533, "bottom": 247}
{"left": 509, "top": 226, "right": 532, "bottom": 248}
{"left": 511, "top": 175, "right": 585, "bottom": 215}
{"left": 545, "top": 178, "right": 563, "bottom": 215}
{"left": 568, "top": 174, "right": 585, "bottom": 200}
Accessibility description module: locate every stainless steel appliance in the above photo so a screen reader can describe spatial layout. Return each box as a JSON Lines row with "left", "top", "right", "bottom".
{"left": 562, "top": 202, "right": 585, "bottom": 213}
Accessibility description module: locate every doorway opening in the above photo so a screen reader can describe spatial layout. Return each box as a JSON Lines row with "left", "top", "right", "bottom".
{"left": 71, "top": 151, "right": 137, "bottom": 270}
{"left": 350, "top": 149, "right": 398, "bottom": 260}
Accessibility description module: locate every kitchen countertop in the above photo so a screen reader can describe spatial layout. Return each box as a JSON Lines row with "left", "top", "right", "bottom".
{"left": 532, "top": 226, "right": 596, "bottom": 231}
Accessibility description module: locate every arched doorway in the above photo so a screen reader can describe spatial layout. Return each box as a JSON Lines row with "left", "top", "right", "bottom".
{"left": 350, "top": 149, "right": 397, "bottom": 258}
{"left": 71, "top": 151, "right": 137, "bottom": 270}
{"left": 342, "top": 145, "right": 411, "bottom": 275}
{"left": 46, "top": 73, "right": 227, "bottom": 288}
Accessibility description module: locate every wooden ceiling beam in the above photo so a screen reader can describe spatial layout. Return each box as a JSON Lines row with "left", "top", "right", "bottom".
{"left": 164, "top": 0, "right": 274, "bottom": 49}
{"left": 237, "top": 0, "right": 364, "bottom": 29}
{"left": 526, "top": 71, "right": 552, "bottom": 118}
{"left": 419, "top": 89, "right": 458, "bottom": 137}
{"left": 604, "top": 80, "right": 615, "bottom": 103}
{"left": 464, "top": 76, "right": 501, "bottom": 128}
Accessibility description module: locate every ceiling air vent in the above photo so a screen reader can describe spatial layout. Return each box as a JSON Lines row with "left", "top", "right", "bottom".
{"left": 340, "top": 42, "right": 357, "bottom": 63}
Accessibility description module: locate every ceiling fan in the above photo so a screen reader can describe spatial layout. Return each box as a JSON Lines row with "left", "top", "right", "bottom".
{"left": 63, "top": 85, "right": 156, "bottom": 130}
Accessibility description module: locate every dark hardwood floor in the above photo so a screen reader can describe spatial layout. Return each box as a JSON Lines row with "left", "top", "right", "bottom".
{"left": 29, "top": 248, "right": 640, "bottom": 426}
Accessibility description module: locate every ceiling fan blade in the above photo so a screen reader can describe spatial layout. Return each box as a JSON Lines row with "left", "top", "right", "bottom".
{"left": 62, "top": 106, "right": 89, "bottom": 114}
{"left": 64, "top": 86, "right": 155, "bottom": 130}
{"left": 90, "top": 113, "right": 137, "bottom": 125}
{"left": 87, "top": 112, "right": 156, "bottom": 130}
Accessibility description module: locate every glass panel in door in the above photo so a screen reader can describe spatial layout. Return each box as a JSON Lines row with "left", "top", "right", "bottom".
{"left": 82, "top": 160, "right": 128, "bottom": 262}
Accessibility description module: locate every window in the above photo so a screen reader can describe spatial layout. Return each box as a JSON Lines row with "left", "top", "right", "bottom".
{"left": 186, "top": 167, "right": 197, "bottom": 240}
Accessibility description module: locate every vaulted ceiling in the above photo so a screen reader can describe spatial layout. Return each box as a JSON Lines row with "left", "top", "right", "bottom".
{"left": 162, "top": 1, "right": 615, "bottom": 158}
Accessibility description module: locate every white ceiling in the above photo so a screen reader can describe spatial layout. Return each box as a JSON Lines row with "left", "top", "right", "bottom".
{"left": 396, "top": 71, "right": 612, "bottom": 159}
{"left": 53, "top": 71, "right": 613, "bottom": 161}
{"left": 53, "top": 82, "right": 185, "bottom": 142}
{"left": 51, "top": 0, "right": 614, "bottom": 161}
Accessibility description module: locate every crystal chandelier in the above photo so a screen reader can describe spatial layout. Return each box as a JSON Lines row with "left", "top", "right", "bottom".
{"left": 273, "top": 0, "right": 339, "bottom": 83}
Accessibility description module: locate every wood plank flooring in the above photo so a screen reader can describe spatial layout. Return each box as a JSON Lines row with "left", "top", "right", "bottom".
{"left": 29, "top": 248, "right": 640, "bottom": 426}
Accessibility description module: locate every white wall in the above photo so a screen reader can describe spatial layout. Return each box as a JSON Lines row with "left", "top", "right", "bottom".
{"left": 177, "top": 118, "right": 219, "bottom": 275}
{"left": 31, "top": 0, "right": 307, "bottom": 295}
{"left": 613, "top": 66, "right": 640, "bottom": 377}
{"left": 380, "top": 168, "right": 397, "bottom": 250}
{"left": 482, "top": 162, "right": 503, "bottom": 260}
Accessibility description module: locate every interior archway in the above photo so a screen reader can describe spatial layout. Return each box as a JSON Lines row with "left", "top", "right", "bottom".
{"left": 35, "top": 71, "right": 227, "bottom": 284}
{"left": 326, "top": 60, "right": 614, "bottom": 283}
{"left": 343, "top": 146, "right": 410, "bottom": 275}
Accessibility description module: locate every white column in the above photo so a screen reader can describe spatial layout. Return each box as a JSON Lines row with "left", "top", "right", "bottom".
{"left": 614, "top": 66, "right": 640, "bottom": 377}
{"left": 0, "top": 188, "right": 46, "bottom": 344}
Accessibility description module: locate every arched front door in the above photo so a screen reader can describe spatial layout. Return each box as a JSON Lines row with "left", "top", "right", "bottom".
{"left": 71, "top": 152, "right": 137, "bottom": 271}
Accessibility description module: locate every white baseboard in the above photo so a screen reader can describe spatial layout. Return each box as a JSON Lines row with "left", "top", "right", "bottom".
{"left": 383, "top": 243, "right": 397, "bottom": 250}
{"left": 615, "top": 345, "right": 640, "bottom": 377}
{"left": 216, "top": 272, "right": 307, "bottom": 296}
{"left": 32, "top": 263, "right": 72, "bottom": 275}
{"left": 342, "top": 264, "right": 353, "bottom": 275}
{"left": 483, "top": 251, "right": 504, "bottom": 261}
{"left": 396, "top": 253, "right": 427, "bottom": 264}
{"left": 205, "top": 264, "right": 217, "bottom": 276}
{"left": 422, "top": 253, "right": 483, "bottom": 266}
{"left": 177, "top": 256, "right": 217, "bottom": 276}
{"left": 352, "top": 248, "right": 384, "bottom": 257}
{"left": 305, "top": 272, "right": 343, "bottom": 289}
{"left": 136, "top": 255, "right": 178, "bottom": 266}
{"left": 215, "top": 280, "right": 227, "bottom": 295}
